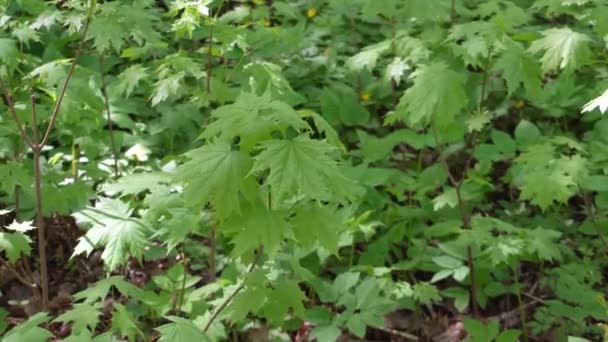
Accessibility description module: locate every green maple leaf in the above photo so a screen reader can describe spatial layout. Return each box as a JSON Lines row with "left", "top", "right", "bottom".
{"left": 74, "top": 276, "right": 143, "bottom": 303}
{"left": 412, "top": 282, "right": 441, "bottom": 305}
{"left": 226, "top": 270, "right": 269, "bottom": 322}
{"left": 582, "top": 88, "right": 608, "bottom": 114}
{"left": 526, "top": 228, "right": 562, "bottom": 262}
{"left": 2, "top": 313, "right": 53, "bottom": 342}
{"left": 115, "top": 64, "right": 149, "bottom": 97}
{"left": 226, "top": 202, "right": 289, "bottom": 256}
{"left": 151, "top": 72, "right": 184, "bottom": 106}
{"left": 201, "top": 92, "right": 309, "bottom": 151}
{"left": 73, "top": 198, "right": 147, "bottom": 272}
{"left": 175, "top": 142, "right": 254, "bottom": 219}
{"left": 0, "top": 161, "right": 31, "bottom": 194}
{"left": 54, "top": 303, "right": 102, "bottom": 335}
{"left": 513, "top": 144, "right": 588, "bottom": 209}
{"left": 260, "top": 278, "right": 306, "bottom": 325}
{"left": 250, "top": 135, "right": 355, "bottom": 204}
{"left": 111, "top": 303, "right": 143, "bottom": 342}
{"left": 494, "top": 39, "right": 543, "bottom": 96}
{"left": 292, "top": 205, "right": 343, "bottom": 253}
{"left": 386, "top": 62, "right": 467, "bottom": 127}
{"left": 243, "top": 62, "right": 306, "bottom": 106}
{"left": 0, "top": 38, "right": 18, "bottom": 65}
{"left": 12, "top": 23, "right": 40, "bottom": 46}
{"left": 0, "top": 232, "right": 31, "bottom": 263}
{"left": 87, "top": 11, "right": 125, "bottom": 53}
{"left": 346, "top": 40, "right": 391, "bottom": 71}
{"left": 155, "top": 316, "right": 211, "bottom": 342}
{"left": 102, "top": 172, "right": 170, "bottom": 197}
{"left": 528, "top": 27, "right": 592, "bottom": 73}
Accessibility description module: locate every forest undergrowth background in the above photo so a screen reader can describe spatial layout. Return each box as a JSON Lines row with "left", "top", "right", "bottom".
{"left": 2, "top": 0, "right": 608, "bottom": 341}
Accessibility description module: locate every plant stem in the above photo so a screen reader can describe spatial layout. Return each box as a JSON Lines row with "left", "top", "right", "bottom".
{"left": 0, "top": 258, "right": 36, "bottom": 288}
{"left": 0, "top": 79, "right": 34, "bottom": 148}
{"left": 513, "top": 264, "right": 529, "bottom": 342}
{"left": 31, "top": 96, "right": 49, "bottom": 310}
{"left": 206, "top": 27, "right": 213, "bottom": 94}
{"left": 209, "top": 224, "right": 216, "bottom": 282}
{"left": 98, "top": 54, "right": 120, "bottom": 179}
{"left": 40, "top": 0, "right": 96, "bottom": 147}
{"left": 203, "top": 247, "right": 263, "bottom": 332}
{"left": 173, "top": 248, "right": 188, "bottom": 314}
{"left": 431, "top": 124, "right": 479, "bottom": 317}
{"left": 450, "top": 0, "right": 456, "bottom": 25}
{"left": 71, "top": 141, "right": 79, "bottom": 181}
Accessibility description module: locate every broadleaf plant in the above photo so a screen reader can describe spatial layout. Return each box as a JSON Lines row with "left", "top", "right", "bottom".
{"left": 1, "top": 0, "right": 608, "bottom": 341}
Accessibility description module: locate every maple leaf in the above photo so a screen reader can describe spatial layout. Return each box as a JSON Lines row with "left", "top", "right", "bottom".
{"left": 101, "top": 172, "right": 171, "bottom": 197}
{"left": 226, "top": 202, "right": 289, "bottom": 256}
{"left": 243, "top": 62, "right": 306, "bottom": 106}
{"left": 175, "top": 142, "right": 254, "bottom": 219}
{"left": 1, "top": 313, "right": 52, "bottom": 342}
{"left": 226, "top": 270, "right": 269, "bottom": 322}
{"left": 0, "top": 232, "right": 31, "bottom": 263}
{"left": 291, "top": 205, "right": 343, "bottom": 253}
{"left": 260, "top": 278, "right": 306, "bottom": 325}
{"left": 155, "top": 316, "right": 211, "bottom": 342}
{"left": 494, "top": 39, "right": 543, "bottom": 96}
{"left": 513, "top": 144, "right": 588, "bottom": 209}
{"left": 5, "top": 220, "right": 36, "bottom": 233}
{"left": 582, "top": 88, "right": 608, "bottom": 114}
{"left": 74, "top": 276, "right": 143, "bottom": 303}
{"left": 386, "top": 62, "right": 467, "bottom": 127}
{"left": 346, "top": 40, "right": 391, "bottom": 71}
{"left": 201, "top": 92, "right": 309, "bottom": 151}
{"left": 526, "top": 227, "right": 562, "bottom": 262}
{"left": 0, "top": 38, "right": 18, "bottom": 65}
{"left": 151, "top": 72, "right": 184, "bottom": 106}
{"left": 111, "top": 304, "right": 143, "bottom": 341}
{"left": 250, "top": 135, "right": 356, "bottom": 204}
{"left": 87, "top": 11, "right": 125, "bottom": 53}
{"left": 11, "top": 23, "right": 40, "bottom": 46}
{"left": 528, "top": 27, "right": 592, "bottom": 73}
{"left": 54, "top": 303, "right": 102, "bottom": 335}
{"left": 115, "top": 64, "right": 149, "bottom": 97}
{"left": 386, "top": 57, "right": 411, "bottom": 86}
{"left": 72, "top": 198, "right": 147, "bottom": 272}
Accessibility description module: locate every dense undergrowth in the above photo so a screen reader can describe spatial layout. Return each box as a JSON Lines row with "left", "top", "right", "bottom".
{"left": 1, "top": 0, "right": 608, "bottom": 341}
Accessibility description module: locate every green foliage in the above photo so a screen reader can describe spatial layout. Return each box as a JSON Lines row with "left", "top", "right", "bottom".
{"left": 1, "top": 0, "right": 608, "bottom": 340}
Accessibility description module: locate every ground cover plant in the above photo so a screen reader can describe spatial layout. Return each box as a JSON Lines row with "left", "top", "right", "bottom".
{"left": 1, "top": 0, "right": 608, "bottom": 341}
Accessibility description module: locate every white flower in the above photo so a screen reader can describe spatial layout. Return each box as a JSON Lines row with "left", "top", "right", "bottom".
{"left": 0, "top": 209, "right": 12, "bottom": 216}
{"left": 582, "top": 88, "right": 608, "bottom": 114}
{"left": 125, "top": 144, "right": 151, "bottom": 162}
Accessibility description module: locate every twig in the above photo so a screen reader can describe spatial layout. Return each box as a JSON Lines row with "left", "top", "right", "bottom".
{"left": 203, "top": 247, "right": 264, "bottom": 332}
{"left": 0, "top": 78, "right": 34, "bottom": 148}
{"left": 431, "top": 125, "right": 478, "bottom": 317}
{"left": 39, "top": 0, "right": 96, "bottom": 147}
{"left": 98, "top": 54, "right": 120, "bottom": 179}
{"left": 209, "top": 224, "right": 216, "bottom": 282}
{"left": 491, "top": 298, "right": 543, "bottom": 328}
{"left": 450, "top": 0, "right": 456, "bottom": 25}
{"left": 513, "top": 265, "right": 530, "bottom": 342}
{"left": 375, "top": 326, "right": 419, "bottom": 341}
{"left": 0, "top": 258, "right": 36, "bottom": 288}
{"left": 31, "top": 95, "right": 49, "bottom": 309}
